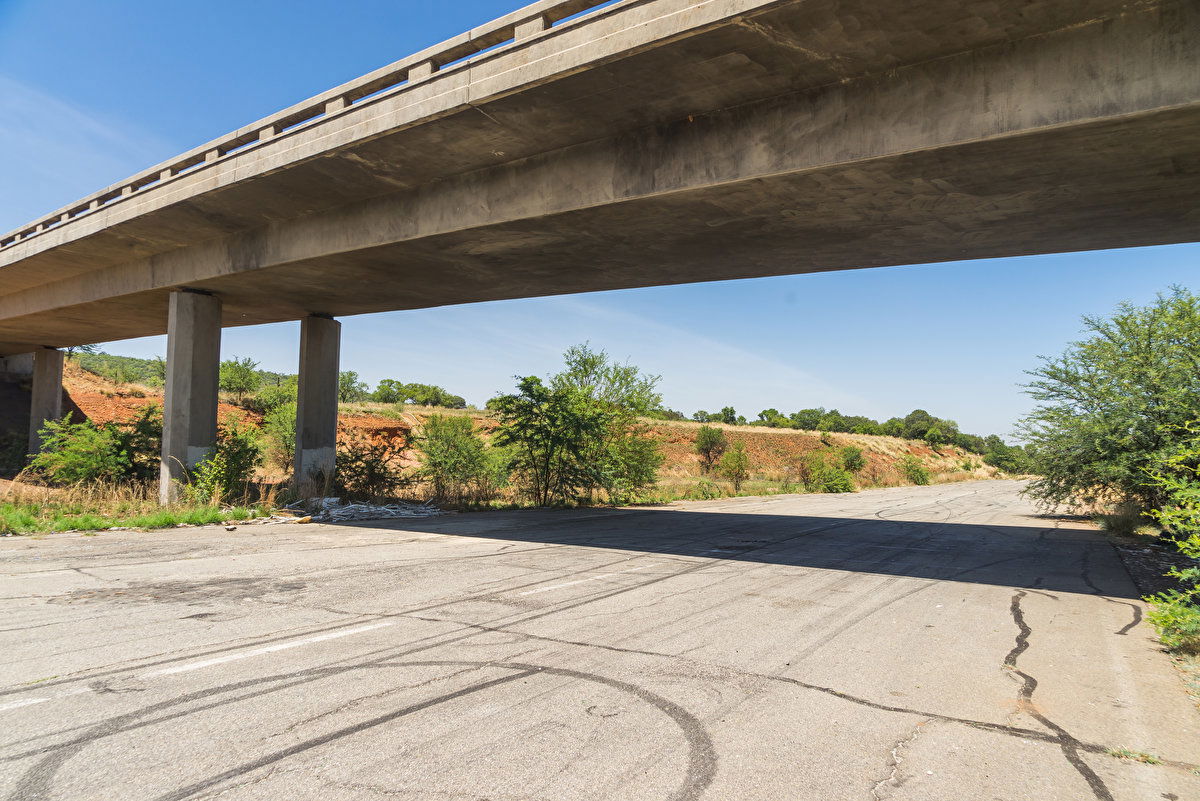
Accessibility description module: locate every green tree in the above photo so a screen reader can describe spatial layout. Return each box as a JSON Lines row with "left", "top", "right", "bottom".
{"left": 402, "top": 383, "right": 466, "bottom": 408}
{"left": 694, "top": 425, "right": 728, "bottom": 473}
{"left": 550, "top": 344, "right": 663, "bottom": 503}
{"left": 370, "top": 379, "right": 465, "bottom": 407}
{"left": 493, "top": 345, "right": 662, "bottom": 505}
{"left": 338, "top": 371, "right": 369, "bottom": 403}
{"left": 923, "top": 423, "right": 949, "bottom": 449}
{"left": 789, "top": 408, "right": 824, "bottom": 430}
{"left": 372, "top": 379, "right": 406, "bottom": 404}
{"left": 219, "top": 357, "right": 261, "bottom": 403}
{"left": 756, "top": 409, "right": 788, "bottom": 428}
{"left": 492, "top": 376, "right": 610, "bottom": 506}
{"left": 718, "top": 406, "right": 739, "bottom": 426}
{"left": 718, "top": 440, "right": 750, "bottom": 492}
{"left": 1019, "top": 287, "right": 1200, "bottom": 511}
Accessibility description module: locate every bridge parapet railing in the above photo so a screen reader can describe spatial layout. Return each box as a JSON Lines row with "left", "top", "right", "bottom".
{"left": 0, "top": 0, "right": 620, "bottom": 251}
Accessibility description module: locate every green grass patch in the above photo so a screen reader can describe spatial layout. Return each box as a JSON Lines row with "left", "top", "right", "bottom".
{"left": 0, "top": 502, "right": 268, "bottom": 535}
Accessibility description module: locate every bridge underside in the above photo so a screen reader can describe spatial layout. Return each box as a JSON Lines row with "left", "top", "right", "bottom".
{"left": 0, "top": 0, "right": 1196, "bottom": 355}
{"left": 4, "top": 107, "right": 1194, "bottom": 354}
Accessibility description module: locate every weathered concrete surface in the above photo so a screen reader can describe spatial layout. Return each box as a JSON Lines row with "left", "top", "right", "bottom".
{"left": 159, "top": 290, "right": 221, "bottom": 504}
{"left": 26, "top": 348, "right": 63, "bottom": 453}
{"left": 1, "top": 481, "right": 1197, "bottom": 800}
{"left": 294, "top": 315, "right": 341, "bottom": 487}
{"left": 0, "top": 0, "right": 1197, "bottom": 354}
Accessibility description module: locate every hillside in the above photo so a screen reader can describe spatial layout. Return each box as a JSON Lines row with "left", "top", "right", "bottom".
{"left": 6, "top": 364, "right": 1003, "bottom": 494}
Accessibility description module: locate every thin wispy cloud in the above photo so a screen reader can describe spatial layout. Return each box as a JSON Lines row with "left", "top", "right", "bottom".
{"left": 0, "top": 74, "right": 174, "bottom": 231}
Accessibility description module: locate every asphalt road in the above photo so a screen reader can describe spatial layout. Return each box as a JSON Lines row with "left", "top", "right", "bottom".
{"left": 1, "top": 480, "right": 1198, "bottom": 800}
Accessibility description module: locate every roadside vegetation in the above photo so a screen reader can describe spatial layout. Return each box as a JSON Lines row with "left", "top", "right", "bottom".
{"left": 1015, "top": 286, "right": 1200, "bottom": 658}
{"left": 1, "top": 342, "right": 1025, "bottom": 534}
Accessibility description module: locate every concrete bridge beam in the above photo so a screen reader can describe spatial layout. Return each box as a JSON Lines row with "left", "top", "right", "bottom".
{"left": 28, "top": 348, "right": 64, "bottom": 453}
{"left": 159, "top": 290, "right": 221, "bottom": 504}
{"left": 294, "top": 315, "right": 340, "bottom": 495}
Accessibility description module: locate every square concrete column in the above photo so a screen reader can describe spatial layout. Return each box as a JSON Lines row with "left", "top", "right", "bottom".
{"left": 160, "top": 290, "right": 222, "bottom": 504}
{"left": 28, "top": 348, "right": 64, "bottom": 453}
{"left": 294, "top": 315, "right": 341, "bottom": 492}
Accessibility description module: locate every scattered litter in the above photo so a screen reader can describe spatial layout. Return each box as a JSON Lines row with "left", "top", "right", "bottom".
{"left": 310, "top": 500, "right": 444, "bottom": 523}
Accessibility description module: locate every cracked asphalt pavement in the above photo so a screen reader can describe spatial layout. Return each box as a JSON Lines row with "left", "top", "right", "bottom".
{"left": 1, "top": 480, "right": 1198, "bottom": 800}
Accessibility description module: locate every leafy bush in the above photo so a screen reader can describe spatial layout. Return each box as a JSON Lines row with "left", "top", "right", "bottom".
{"left": 244, "top": 380, "right": 297, "bottom": 414}
{"left": 116, "top": 405, "right": 163, "bottom": 482}
{"left": 719, "top": 441, "right": 750, "bottom": 492}
{"left": 335, "top": 429, "right": 409, "bottom": 501}
{"left": 418, "top": 414, "right": 508, "bottom": 505}
{"left": 797, "top": 451, "right": 855, "bottom": 493}
{"left": 694, "top": 425, "right": 728, "bottom": 473}
{"left": 262, "top": 401, "right": 297, "bottom": 468}
{"left": 812, "top": 462, "right": 855, "bottom": 493}
{"left": 685, "top": 480, "right": 725, "bottom": 500}
{"left": 599, "top": 428, "right": 663, "bottom": 504}
{"left": 899, "top": 455, "right": 930, "bottom": 486}
{"left": 841, "top": 446, "right": 866, "bottom": 474}
{"left": 1142, "top": 425, "right": 1200, "bottom": 653}
{"left": 27, "top": 418, "right": 131, "bottom": 484}
{"left": 182, "top": 417, "right": 262, "bottom": 504}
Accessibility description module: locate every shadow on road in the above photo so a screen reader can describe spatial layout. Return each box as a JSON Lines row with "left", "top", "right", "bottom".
{"left": 332, "top": 503, "right": 1134, "bottom": 598}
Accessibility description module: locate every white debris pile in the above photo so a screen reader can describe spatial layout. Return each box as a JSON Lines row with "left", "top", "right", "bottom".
{"left": 308, "top": 499, "right": 444, "bottom": 523}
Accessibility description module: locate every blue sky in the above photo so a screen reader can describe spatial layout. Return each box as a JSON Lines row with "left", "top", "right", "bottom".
{"left": 2, "top": 0, "right": 1195, "bottom": 437}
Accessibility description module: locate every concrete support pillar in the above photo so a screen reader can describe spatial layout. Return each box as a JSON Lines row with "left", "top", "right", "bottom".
{"left": 28, "top": 348, "right": 64, "bottom": 453}
{"left": 294, "top": 315, "right": 340, "bottom": 493}
{"left": 160, "top": 290, "right": 222, "bottom": 504}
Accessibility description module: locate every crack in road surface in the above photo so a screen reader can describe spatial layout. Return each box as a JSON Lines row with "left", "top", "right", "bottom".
{"left": 1005, "top": 591, "right": 1116, "bottom": 801}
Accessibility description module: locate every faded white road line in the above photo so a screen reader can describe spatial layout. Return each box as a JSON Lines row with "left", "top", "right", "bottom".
{"left": 142, "top": 621, "right": 395, "bottom": 677}
{"left": 518, "top": 564, "right": 651, "bottom": 596}
{"left": 0, "top": 686, "right": 92, "bottom": 713}
{"left": 0, "top": 621, "right": 396, "bottom": 713}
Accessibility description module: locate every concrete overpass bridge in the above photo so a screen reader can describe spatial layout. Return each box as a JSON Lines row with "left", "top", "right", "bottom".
{"left": 1, "top": 0, "right": 1196, "bottom": 500}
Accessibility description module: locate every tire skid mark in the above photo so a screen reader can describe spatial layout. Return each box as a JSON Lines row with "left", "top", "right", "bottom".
{"left": 398, "top": 618, "right": 1200, "bottom": 774}
{"left": 4, "top": 514, "right": 825, "bottom": 753}
{"left": 1005, "top": 591, "right": 1115, "bottom": 801}
{"left": 8, "top": 660, "right": 716, "bottom": 801}
{"left": 0, "top": 538, "right": 702, "bottom": 701}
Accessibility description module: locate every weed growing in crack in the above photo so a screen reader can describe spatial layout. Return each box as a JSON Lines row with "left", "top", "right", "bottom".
{"left": 1105, "top": 747, "right": 1162, "bottom": 765}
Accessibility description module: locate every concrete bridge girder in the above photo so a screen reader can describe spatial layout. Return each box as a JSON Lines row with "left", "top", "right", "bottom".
{"left": 0, "top": 0, "right": 1194, "bottom": 352}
